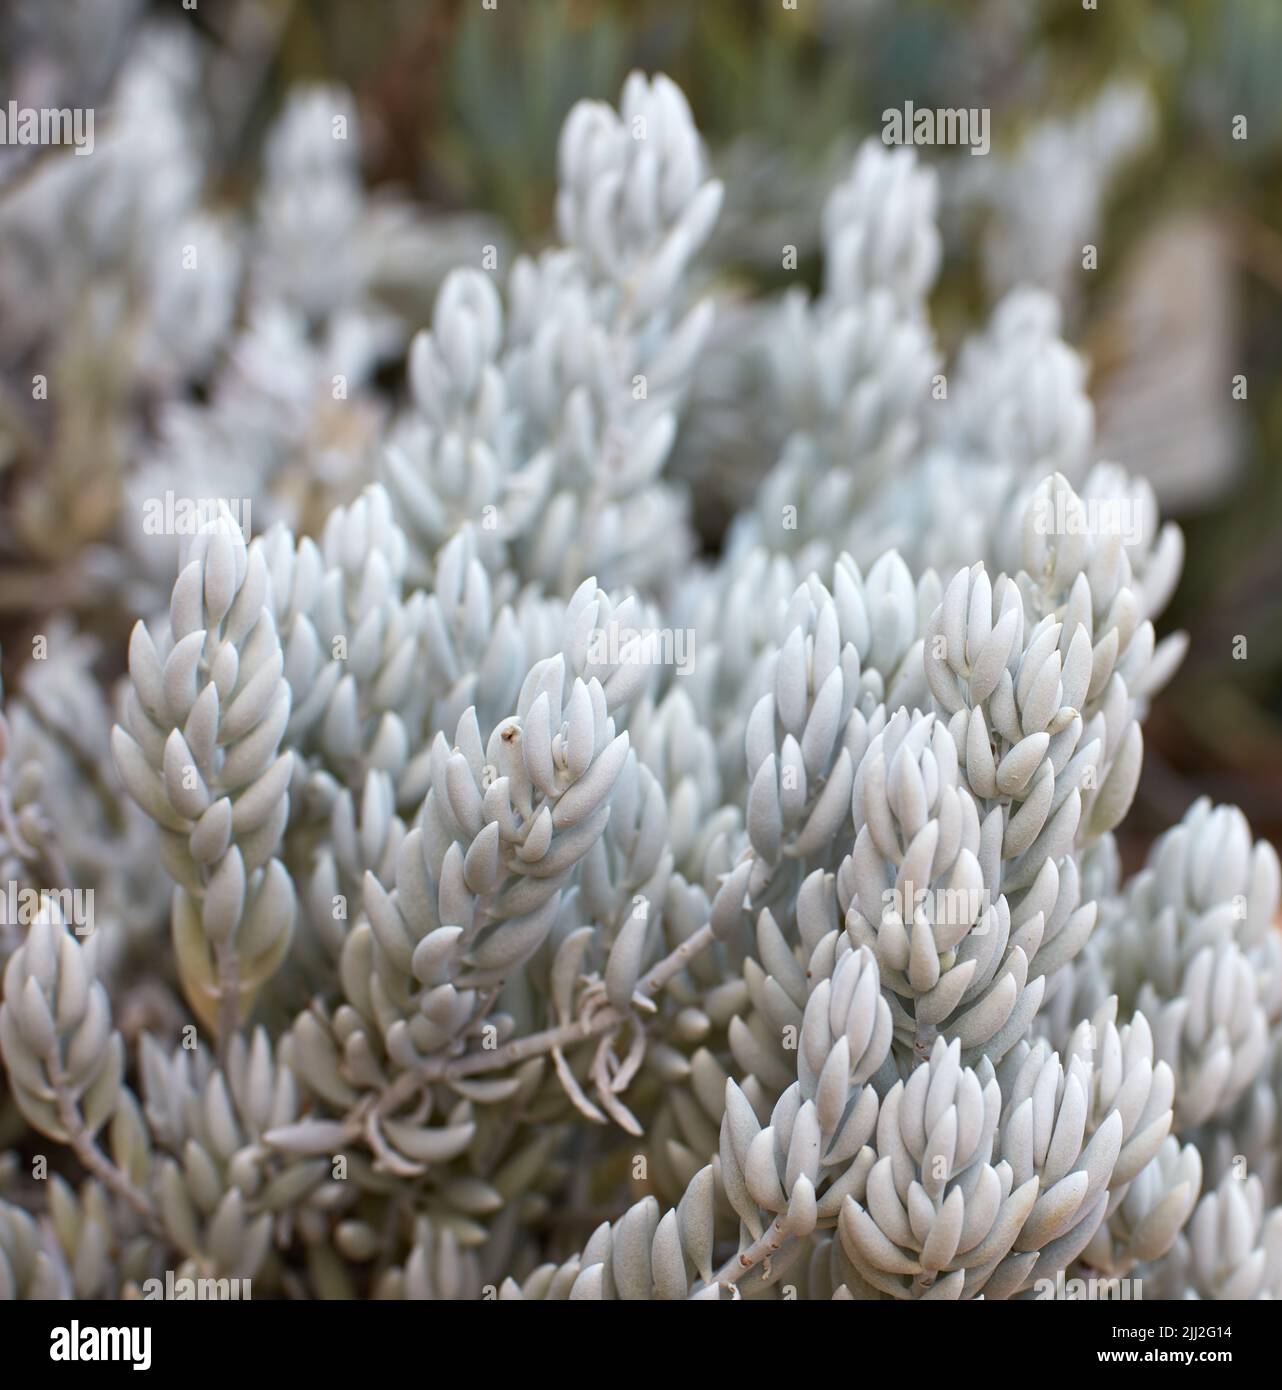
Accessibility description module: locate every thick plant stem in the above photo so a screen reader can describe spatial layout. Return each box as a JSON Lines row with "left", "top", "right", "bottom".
{"left": 438, "top": 919, "right": 715, "bottom": 1079}
{"left": 699, "top": 1218, "right": 791, "bottom": 1294}
{"left": 215, "top": 943, "right": 240, "bottom": 1068}
{"left": 49, "top": 1061, "right": 161, "bottom": 1236}
{"left": 369, "top": 921, "right": 720, "bottom": 1122}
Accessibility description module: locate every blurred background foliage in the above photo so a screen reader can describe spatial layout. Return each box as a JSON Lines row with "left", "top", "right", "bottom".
{"left": 3, "top": 0, "right": 1282, "bottom": 857}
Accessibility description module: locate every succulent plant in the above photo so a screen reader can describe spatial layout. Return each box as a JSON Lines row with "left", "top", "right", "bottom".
{"left": 1, "top": 50, "right": 1278, "bottom": 1307}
